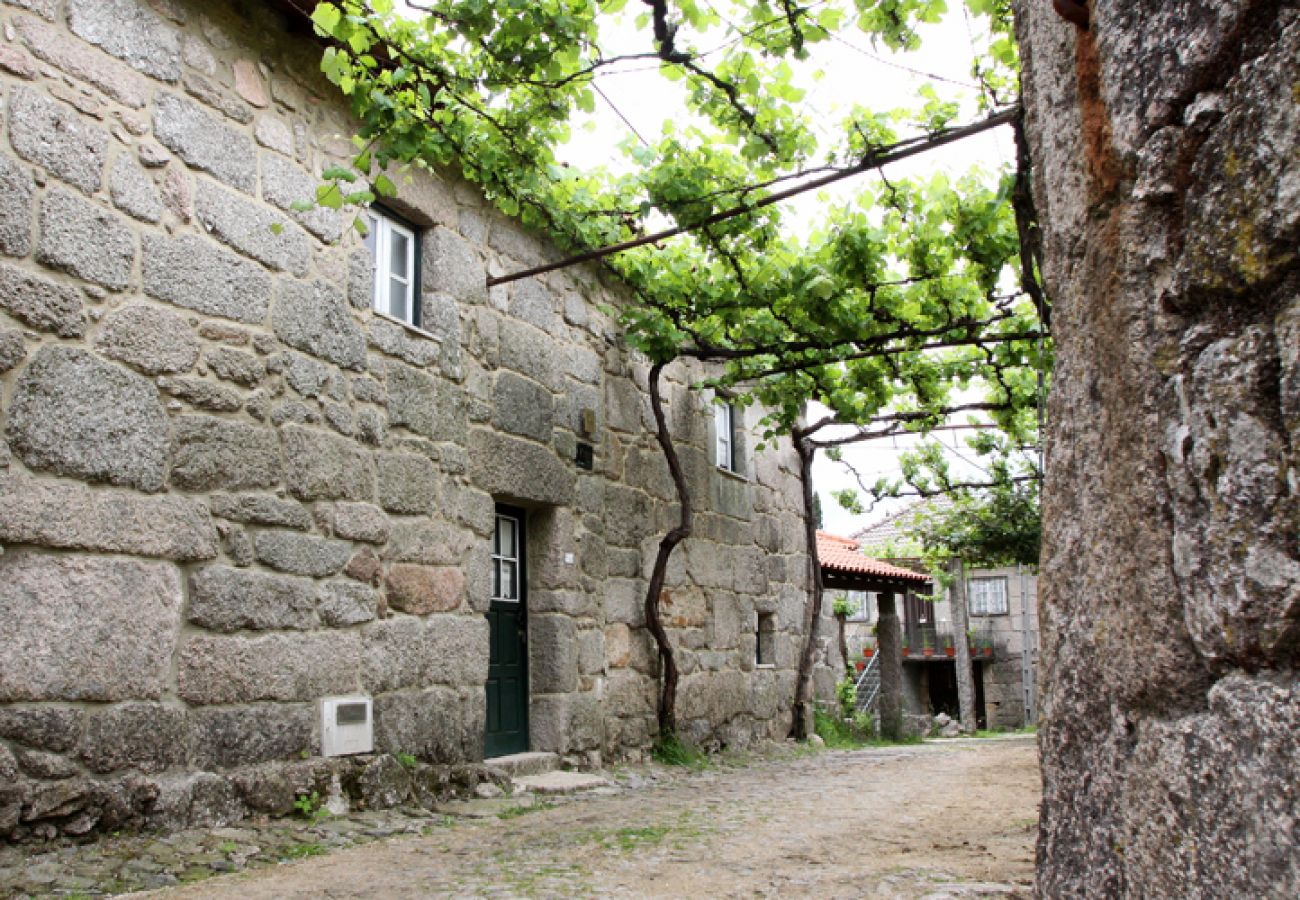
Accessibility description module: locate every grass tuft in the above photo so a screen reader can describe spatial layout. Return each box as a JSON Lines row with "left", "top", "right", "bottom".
{"left": 651, "top": 732, "right": 710, "bottom": 769}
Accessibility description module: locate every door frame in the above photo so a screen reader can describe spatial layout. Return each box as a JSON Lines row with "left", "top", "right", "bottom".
{"left": 485, "top": 503, "right": 529, "bottom": 757}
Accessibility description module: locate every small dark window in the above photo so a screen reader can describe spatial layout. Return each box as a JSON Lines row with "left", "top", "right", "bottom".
{"left": 363, "top": 207, "right": 421, "bottom": 327}
{"left": 715, "top": 401, "right": 740, "bottom": 472}
{"left": 756, "top": 612, "right": 776, "bottom": 666}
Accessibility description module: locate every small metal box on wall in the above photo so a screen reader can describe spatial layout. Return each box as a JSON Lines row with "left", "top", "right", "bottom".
{"left": 320, "top": 695, "right": 374, "bottom": 757}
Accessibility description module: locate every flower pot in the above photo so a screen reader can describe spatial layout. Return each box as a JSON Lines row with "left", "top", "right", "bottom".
{"left": 901, "top": 647, "right": 911, "bottom": 657}
{"left": 922, "top": 648, "right": 935, "bottom": 658}
{"left": 863, "top": 648, "right": 875, "bottom": 658}
{"left": 944, "top": 647, "right": 956, "bottom": 658}
{"left": 855, "top": 661, "right": 865, "bottom": 672}
{"left": 983, "top": 647, "right": 994, "bottom": 658}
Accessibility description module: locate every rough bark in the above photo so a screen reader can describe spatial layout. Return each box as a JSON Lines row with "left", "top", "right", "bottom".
{"left": 875, "top": 590, "right": 905, "bottom": 741}
{"left": 790, "top": 433, "right": 825, "bottom": 740}
{"left": 643, "top": 361, "right": 689, "bottom": 737}
{"left": 948, "top": 558, "right": 977, "bottom": 733}
{"left": 1016, "top": 1, "right": 1299, "bottom": 895}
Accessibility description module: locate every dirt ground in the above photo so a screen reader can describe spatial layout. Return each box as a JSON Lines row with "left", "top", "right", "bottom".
{"left": 140, "top": 735, "right": 1040, "bottom": 899}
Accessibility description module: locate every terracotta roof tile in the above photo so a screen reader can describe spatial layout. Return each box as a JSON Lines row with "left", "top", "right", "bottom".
{"left": 815, "top": 531, "right": 931, "bottom": 583}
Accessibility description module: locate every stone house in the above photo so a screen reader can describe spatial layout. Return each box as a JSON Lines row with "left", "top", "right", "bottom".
{"left": 839, "top": 503, "right": 1040, "bottom": 730}
{"left": 0, "top": 0, "right": 823, "bottom": 840}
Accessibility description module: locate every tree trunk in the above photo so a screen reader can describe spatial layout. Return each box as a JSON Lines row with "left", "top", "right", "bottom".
{"left": 875, "top": 590, "right": 904, "bottom": 741}
{"left": 1016, "top": 2, "right": 1299, "bottom": 895}
{"left": 947, "top": 558, "right": 977, "bottom": 733}
{"left": 835, "top": 610, "right": 849, "bottom": 679}
{"left": 789, "top": 433, "right": 824, "bottom": 741}
{"left": 642, "top": 361, "right": 690, "bottom": 737}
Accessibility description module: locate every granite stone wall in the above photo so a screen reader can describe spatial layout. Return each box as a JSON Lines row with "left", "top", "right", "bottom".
{"left": 0, "top": 0, "right": 824, "bottom": 841}
{"left": 1017, "top": 0, "right": 1298, "bottom": 894}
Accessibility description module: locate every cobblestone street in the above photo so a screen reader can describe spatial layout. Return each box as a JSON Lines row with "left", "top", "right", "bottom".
{"left": 117, "top": 736, "right": 1039, "bottom": 899}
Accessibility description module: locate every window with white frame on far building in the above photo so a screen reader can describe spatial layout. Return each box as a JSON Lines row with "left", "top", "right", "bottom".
{"left": 969, "top": 576, "right": 1009, "bottom": 615}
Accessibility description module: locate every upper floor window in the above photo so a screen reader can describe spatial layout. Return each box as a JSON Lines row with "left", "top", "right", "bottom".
{"left": 364, "top": 207, "right": 420, "bottom": 328}
{"left": 715, "top": 401, "right": 739, "bottom": 472}
{"left": 969, "top": 576, "right": 1009, "bottom": 616}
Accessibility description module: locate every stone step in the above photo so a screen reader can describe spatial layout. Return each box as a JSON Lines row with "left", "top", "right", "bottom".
{"left": 486, "top": 751, "right": 560, "bottom": 778}
{"left": 512, "top": 771, "right": 614, "bottom": 796}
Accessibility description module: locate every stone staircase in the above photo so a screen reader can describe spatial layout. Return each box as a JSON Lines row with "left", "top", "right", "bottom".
{"left": 435, "top": 753, "right": 613, "bottom": 818}
{"left": 490, "top": 752, "right": 614, "bottom": 796}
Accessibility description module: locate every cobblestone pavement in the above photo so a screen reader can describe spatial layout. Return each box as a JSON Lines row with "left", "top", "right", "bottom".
{"left": 1, "top": 736, "right": 1040, "bottom": 898}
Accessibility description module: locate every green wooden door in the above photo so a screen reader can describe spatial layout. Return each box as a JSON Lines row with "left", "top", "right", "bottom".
{"left": 485, "top": 506, "right": 528, "bottom": 758}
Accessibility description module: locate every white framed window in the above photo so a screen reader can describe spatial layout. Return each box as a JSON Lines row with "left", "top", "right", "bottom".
{"left": 492, "top": 513, "right": 521, "bottom": 603}
{"left": 846, "top": 590, "right": 874, "bottom": 622}
{"left": 363, "top": 208, "right": 419, "bottom": 327}
{"left": 968, "top": 576, "right": 1009, "bottom": 616}
{"left": 715, "top": 401, "right": 737, "bottom": 472}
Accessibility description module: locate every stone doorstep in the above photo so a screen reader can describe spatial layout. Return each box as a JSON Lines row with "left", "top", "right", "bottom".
{"left": 485, "top": 751, "right": 559, "bottom": 778}
{"left": 511, "top": 771, "right": 614, "bottom": 796}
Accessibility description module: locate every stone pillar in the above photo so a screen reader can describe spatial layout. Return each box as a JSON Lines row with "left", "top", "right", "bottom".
{"left": 948, "top": 559, "right": 977, "bottom": 733}
{"left": 875, "top": 590, "right": 904, "bottom": 741}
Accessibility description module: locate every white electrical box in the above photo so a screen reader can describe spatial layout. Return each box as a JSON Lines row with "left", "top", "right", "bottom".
{"left": 320, "top": 695, "right": 373, "bottom": 757}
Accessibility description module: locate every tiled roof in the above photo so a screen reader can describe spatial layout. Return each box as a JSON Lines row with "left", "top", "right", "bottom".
{"left": 851, "top": 496, "right": 955, "bottom": 552}
{"left": 815, "top": 531, "right": 931, "bottom": 583}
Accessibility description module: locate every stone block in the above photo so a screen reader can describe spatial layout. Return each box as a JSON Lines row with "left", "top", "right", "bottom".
{"left": 279, "top": 350, "right": 337, "bottom": 398}
{"left": 0, "top": 550, "right": 181, "bottom": 702}
{"left": 176, "top": 632, "right": 362, "bottom": 705}
{"left": 0, "top": 707, "right": 84, "bottom": 753}
{"left": 169, "top": 415, "right": 282, "bottom": 492}
{"left": 8, "top": 86, "right": 108, "bottom": 194}
{"left": 205, "top": 347, "right": 265, "bottom": 386}
{"left": 492, "top": 371, "right": 554, "bottom": 442}
{"left": 530, "top": 615, "right": 578, "bottom": 694}
{"left": 0, "top": 261, "right": 84, "bottom": 337}
{"left": 317, "top": 580, "right": 378, "bottom": 627}
{"left": 330, "top": 501, "right": 391, "bottom": 544}
{"left": 578, "top": 628, "right": 605, "bottom": 676}
{"left": 261, "top": 152, "right": 344, "bottom": 243}
{"left": 509, "top": 278, "right": 559, "bottom": 333}
{"left": 605, "top": 578, "right": 646, "bottom": 626}
{"left": 154, "top": 93, "right": 255, "bottom": 193}
{"left": 385, "top": 563, "right": 465, "bottom": 615}
{"left": 7, "top": 347, "right": 167, "bottom": 491}
{"left": 530, "top": 589, "right": 594, "bottom": 617}
{"left": 372, "top": 687, "right": 483, "bottom": 764}
{"left": 5, "top": 0, "right": 57, "bottom": 20}
{"left": 282, "top": 425, "right": 374, "bottom": 502}
{"left": 498, "top": 318, "right": 561, "bottom": 391}
{"left": 367, "top": 316, "right": 441, "bottom": 367}
{"left": 37, "top": 188, "right": 135, "bottom": 290}
{"left": 108, "top": 154, "right": 162, "bottom": 222}
{"left": 384, "top": 519, "right": 475, "bottom": 567}
{"left": 468, "top": 430, "right": 575, "bottom": 507}
{"left": 386, "top": 359, "right": 465, "bottom": 441}
{"left": 422, "top": 226, "right": 486, "bottom": 304}
{"left": 0, "top": 329, "right": 24, "bottom": 373}
{"left": 605, "top": 623, "right": 632, "bottom": 668}
{"left": 0, "top": 473, "right": 216, "bottom": 560}
{"left": 254, "top": 115, "right": 293, "bottom": 155}
{"left": 209, "top": 492, "right": 312, "bottom": 529}
{"left": 189, "top": 565, "right": 316, "bottom": 632}
{"left": 158, "top": 375, "right": 243, "bottom": 411}
{"left": 183, "top": 72, "right": 254, "bottom": 124}
{"left": 68, "top": 0, "right": 181, "bottom": 81}
{"left": 189, "top": 705, "right": 313, "bottom": 769}
{"left": 254, "top": 530, "right": 352, "bottom": 577}
{"left": 142, "top": 233, "right": 272, "bottom": 324}
{"left": 15, "top": 13, "right": 150, "bottom": 108}
{"left": 361, "top": 615, "right": 488, "bottom": 693}
{"left": 79, "top": 704, "right": 186, "bottom": 774}
{"left": 605, "top": 375, "right": 648, "bottom": 434}
{"left": 196, "top": 179, "right": 309, "bottom": 275}
{"left": 530, "top": 693, "right": 602, "bottom": 754}
{"left": 376, "top": 451, "right": 439, "bottom": 514}
{"left": 273, "top": 278, "right": 366, "bottom": 369}
{"left": 604, "top": 669, "right": 653, "bottom": 717}
{"left": 95, "top": 303, "right": 197, "bottom": 373}
{"left": 0, "top": 151, "right": 33, "bottom": 257}
{"left": 709, "top": 594, "right": 743, "bottom": 649}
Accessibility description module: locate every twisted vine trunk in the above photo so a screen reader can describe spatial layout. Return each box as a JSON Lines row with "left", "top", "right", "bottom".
{"left": 642, "top": 361, "right": 691, "bottom": 736}
{"left": 790, "top": 432, "right": 824, "bottom": 740}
